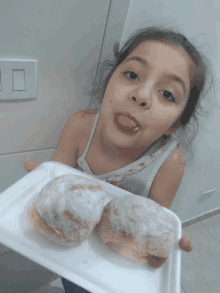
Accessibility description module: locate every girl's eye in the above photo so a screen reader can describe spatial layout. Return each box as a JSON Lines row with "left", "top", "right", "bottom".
{"left": 123, "top": 71, "right": 176, "bottom": 103}
{"left": 124, "top": 71, "right": 139, "bottom": 81}
{"left": 160, "top": 90, "right": 176, "bottom": 103}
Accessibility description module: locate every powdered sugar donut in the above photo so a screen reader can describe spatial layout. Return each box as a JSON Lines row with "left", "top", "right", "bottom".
{"left": 28, "top": 174, "right": 107, "bottom": 246}
{"left": 96, "top": 194, "right": 178, "bottom": 265}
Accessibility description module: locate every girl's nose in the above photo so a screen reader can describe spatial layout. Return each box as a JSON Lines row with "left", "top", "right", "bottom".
{"left": 130, "top": 82, "right": 154, "bottom": 108}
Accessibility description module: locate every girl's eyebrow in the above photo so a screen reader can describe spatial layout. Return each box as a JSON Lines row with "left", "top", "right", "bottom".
{"left": 124, "top": 56, "right": 187, "bottom": 96}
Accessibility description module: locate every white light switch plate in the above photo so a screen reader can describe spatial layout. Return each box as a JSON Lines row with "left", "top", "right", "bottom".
{"left": 0, "top": 59, "right": 38, "bottom": 100}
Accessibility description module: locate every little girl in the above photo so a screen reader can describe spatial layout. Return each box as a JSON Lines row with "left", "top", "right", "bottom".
{"left": 24, "top": 26, "right": 211, "bottom": 292}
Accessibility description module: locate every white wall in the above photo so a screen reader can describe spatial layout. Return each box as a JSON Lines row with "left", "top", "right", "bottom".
{"left": 0, "top": 0, "right": 129, "bottom": 192}
{"left": 120, "top": 0, "right": 220, "bottom": 222}
{"left": 0, "top": 1, "right": 130, "bottom": 292}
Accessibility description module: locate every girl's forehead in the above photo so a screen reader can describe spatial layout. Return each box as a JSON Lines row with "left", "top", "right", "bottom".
{"left": 123, "top": 40, "right": 192, "bottom": 91}
{"left": 128, "top": 40, "right": 190, "bottom": 68}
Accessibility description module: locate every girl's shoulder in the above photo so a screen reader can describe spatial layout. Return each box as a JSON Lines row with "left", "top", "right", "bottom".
{"left": 74, "top": 108, "right": 99, "bottom": 127}
{"left": 170, "top": 145, "right": 185, "bottom": 165}
{"left": 79, "top": 108, "right": 99, "bottom": 129}
{"left": 81, "top": 108, "right": 99, "bottom": 115}
{"left": 148, "top": 144, "right": 185, "bottom": 209}
{"left": 76, "top": 108, "right": 99, "bottom": 137}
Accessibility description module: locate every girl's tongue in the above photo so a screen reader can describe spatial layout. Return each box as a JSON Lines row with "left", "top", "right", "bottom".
{"left": 118, "top": 115, "right": 137, "bottom": 127}
{"left": 117, "top": 115, "right": 139, "bottom": 132}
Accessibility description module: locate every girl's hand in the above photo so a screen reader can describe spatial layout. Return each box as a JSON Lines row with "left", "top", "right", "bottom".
{"left": 146, "top": 234, "right": 193, "bottom": 269}
{"left": 178, "top": 234, "right": 193, "bottom": 252}
{"left": 23, "top": 159, "right": 39, "bottom": 172}
{"left": 146, "top": 254, "right": 167, "bottom": 269}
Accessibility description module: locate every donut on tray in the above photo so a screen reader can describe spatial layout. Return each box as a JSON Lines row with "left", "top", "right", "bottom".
{"left": 96, "top": 194, "right": 178, "bottom": 267}
{"left": 28, "top": 174, "right": 107, "bottom": 246}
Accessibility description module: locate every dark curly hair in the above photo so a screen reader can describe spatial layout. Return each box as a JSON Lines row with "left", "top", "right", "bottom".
{"left": 81, "top": 26, "right": 219, "bottom": 166}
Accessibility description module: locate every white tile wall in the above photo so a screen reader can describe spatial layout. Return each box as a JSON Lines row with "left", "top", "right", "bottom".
{"left": 0, "top": 0, "right": 130, "bottom": 292}
{"left": 0, "top": 149, "right": 53, "bottom": 194}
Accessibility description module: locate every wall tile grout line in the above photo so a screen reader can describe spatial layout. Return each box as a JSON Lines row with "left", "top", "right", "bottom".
{"left": 181, "top": 284, "right": 187, "bottom": 293}
{"left": 0, "top": 147, "right": 55, "bottom": 157}
{"left": 182, "top": 207, "right": 220, "bottom": 228}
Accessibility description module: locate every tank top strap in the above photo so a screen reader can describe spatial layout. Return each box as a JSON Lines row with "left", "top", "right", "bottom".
{"left": 80, "top": 108, "right": 101, "bottom": 160}
{"left": 143, "top": 137, "right": 179, "bottom": 197}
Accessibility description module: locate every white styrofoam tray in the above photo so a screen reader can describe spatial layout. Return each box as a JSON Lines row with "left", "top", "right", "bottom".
{"left": 0, "top": 161, "right": 182, "bottom": 293}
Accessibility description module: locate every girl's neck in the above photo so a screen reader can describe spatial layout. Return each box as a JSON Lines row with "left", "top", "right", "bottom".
{"left": 99, "top": 132, "right": 153, "bottom": 162}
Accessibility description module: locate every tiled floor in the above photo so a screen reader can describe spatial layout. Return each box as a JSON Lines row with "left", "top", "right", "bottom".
{"left": 28, "top": 212, "right": 220, "bottom": 293}
{"left": 180, "top": 212, "right": 220, "bottom": 293}
{"left": 28, "top": 278, "right": 65, "bottom": 293}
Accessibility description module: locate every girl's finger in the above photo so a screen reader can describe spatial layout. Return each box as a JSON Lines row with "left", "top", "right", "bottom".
{"left": 23, "top": 159, "right": 39, "bottom": 172}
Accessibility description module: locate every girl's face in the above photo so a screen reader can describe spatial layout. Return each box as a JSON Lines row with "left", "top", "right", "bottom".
{"left": 99, "top": 40, "right": 191, "bottom": 159}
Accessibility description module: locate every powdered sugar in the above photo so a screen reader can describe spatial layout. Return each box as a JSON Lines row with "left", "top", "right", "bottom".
{"left": 106, "top": 194, "right": 178, "bottom": 258}
{"left": 34, "top": 174, "right": 107, "bottom": 242}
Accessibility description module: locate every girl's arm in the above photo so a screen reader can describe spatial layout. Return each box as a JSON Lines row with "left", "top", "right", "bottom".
{"left": 148, "top": 146, "right": 193, "bottom": 252}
